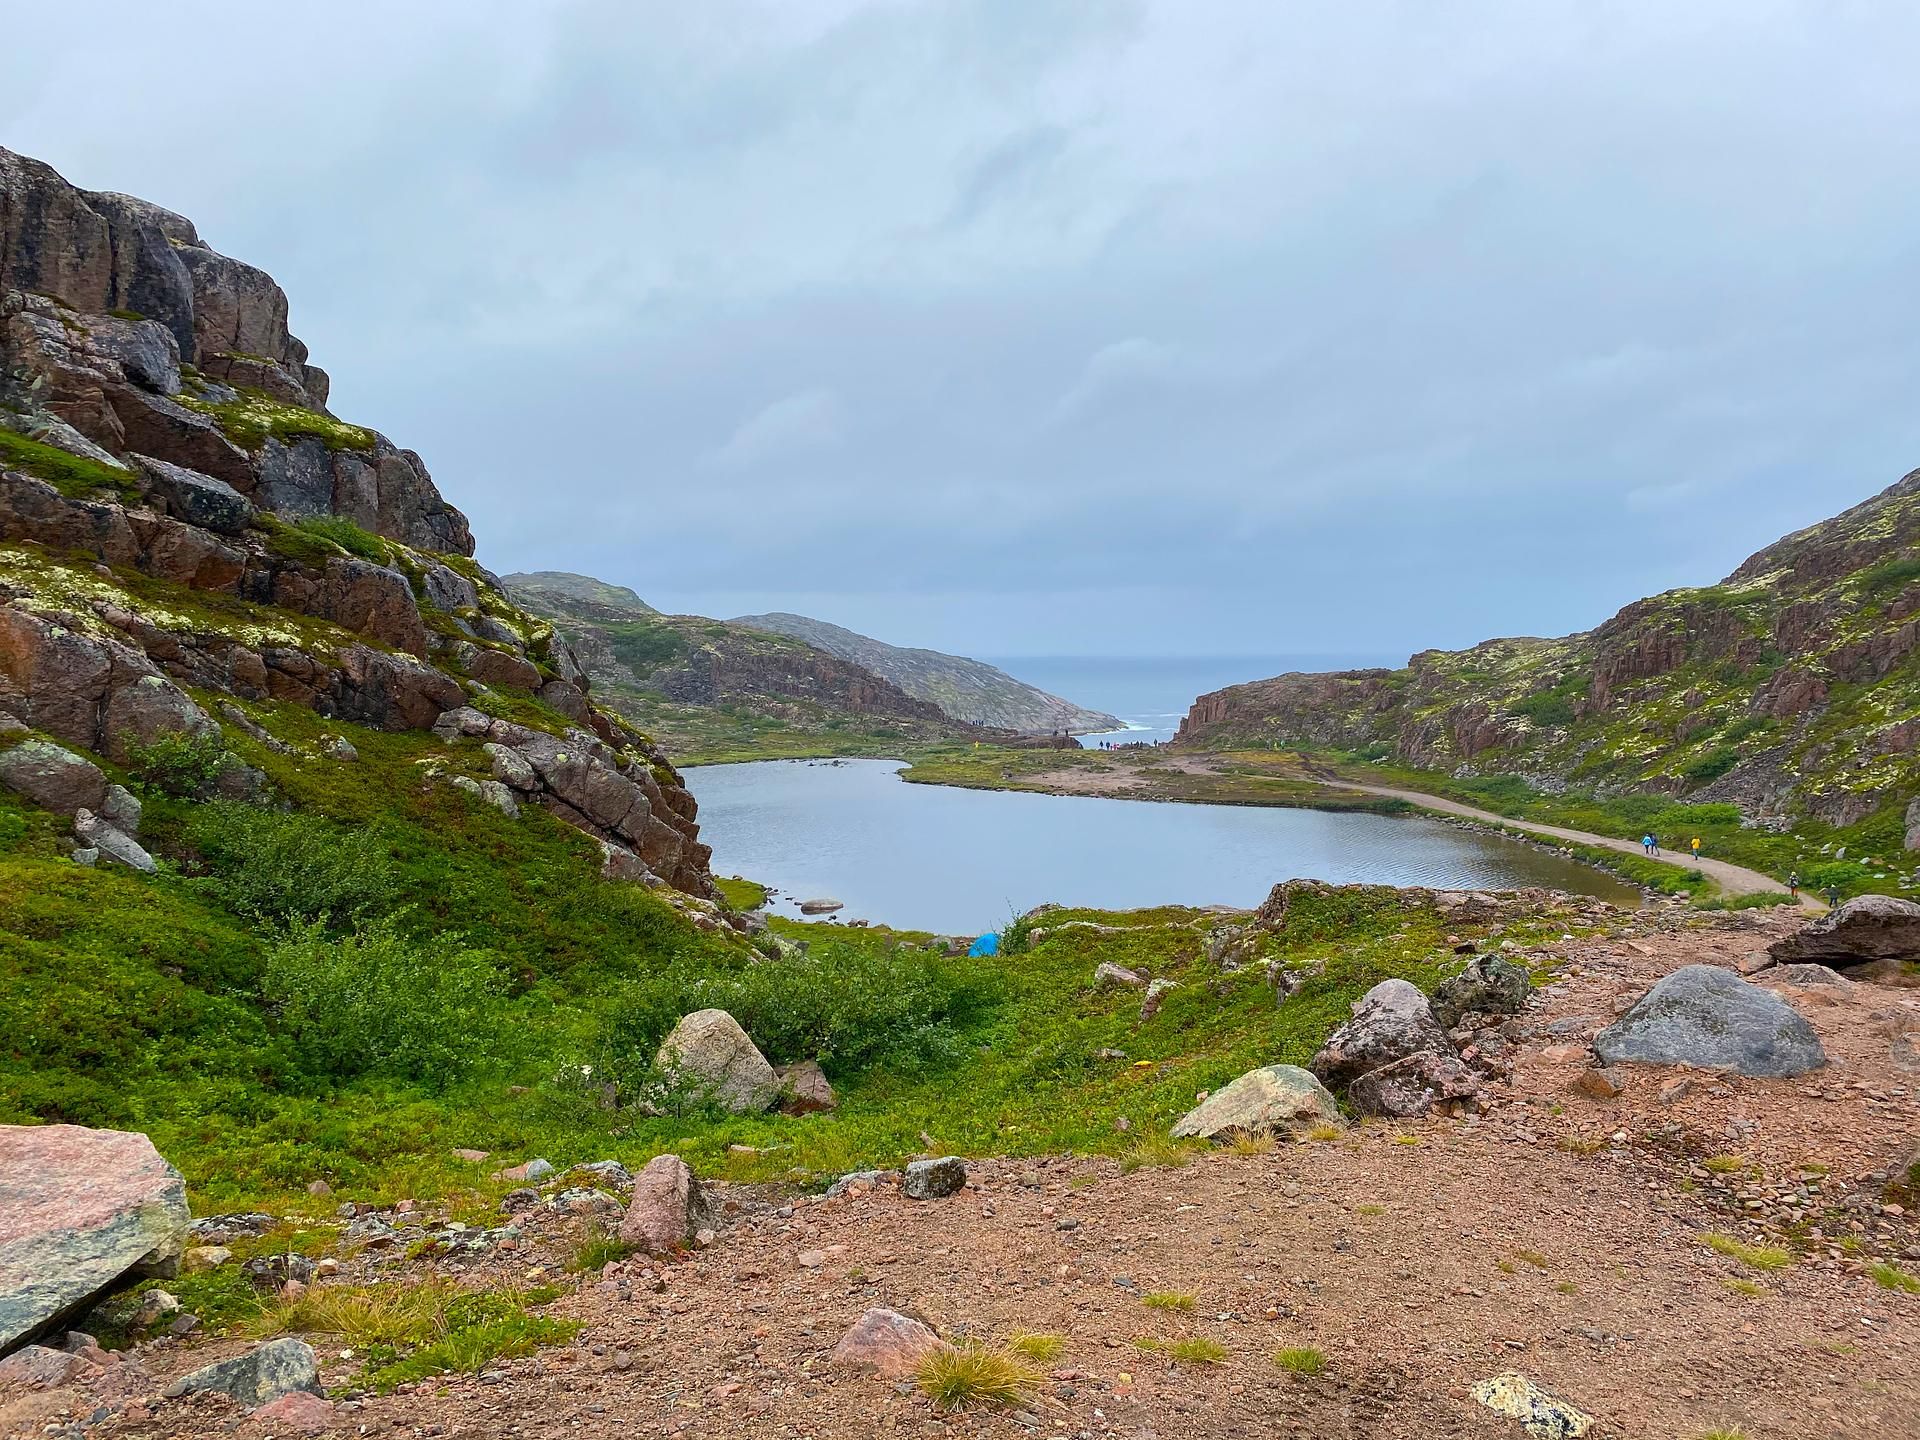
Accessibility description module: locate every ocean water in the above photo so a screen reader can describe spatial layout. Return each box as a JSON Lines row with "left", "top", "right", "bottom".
{"left": 688, "top": 758, "right": 1639, "bottom": 934}
{"left": 982, "top": 654, "right": 1401, "bottom": 747}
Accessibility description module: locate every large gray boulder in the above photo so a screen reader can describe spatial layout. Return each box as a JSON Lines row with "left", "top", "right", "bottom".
{"left": 1594, "top": 965, "right": 1826, "bottom": 1077}
{"left": 1309, "top": 979, "right": 1451, "bottom": 1090}
{"left": 0, "top": 1125, "right": 189, "bottom": 1355}
{"left": 1769, "top": 895, "right": 1920, "bottom": 968}
{"left": 655, "top": 1009, "right": 778, "bottom": 1113}
{"left": 163, "top": 1337, "right": 321, "bottom": 1406}
{"left": 1171, "top": 1064, "right": 1343, "bottom": 1140}
{"left": 133, "top": 455, "right": 250, "bottom": 535}
{"left": 1906, "top": 798, "right": 1920, "bottom": 853}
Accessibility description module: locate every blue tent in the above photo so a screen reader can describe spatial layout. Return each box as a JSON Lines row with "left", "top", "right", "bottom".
{"left": 968, "top": 932, "right": 1000, "bottom": 958}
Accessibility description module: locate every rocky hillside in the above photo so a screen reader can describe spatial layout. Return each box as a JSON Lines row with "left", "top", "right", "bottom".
{"left": 505, "top": 571, "right": 983, "bottom": 757}
{"left": 1179, "top": 470, "right": 1920, "bottom": 832}
{"left": 0, "top": 146, "right": 713, "bottom": 895}
{"left": 730, "top": 611, "right": 1119, "bottom": 734}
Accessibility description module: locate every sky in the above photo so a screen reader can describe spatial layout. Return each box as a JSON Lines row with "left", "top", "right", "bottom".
{"left": 7, "top": 2, "right": 1920, "bottom": 659}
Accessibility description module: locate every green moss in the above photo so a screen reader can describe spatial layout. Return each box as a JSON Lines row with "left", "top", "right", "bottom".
{"left": 293, "top": 515, "right": 391, "bottom": 563}
{"left": 178, "top": 385, "right": 375, "bottom": 453}
{"left": 0, "top": 425, "right": 140, "bottom": 501}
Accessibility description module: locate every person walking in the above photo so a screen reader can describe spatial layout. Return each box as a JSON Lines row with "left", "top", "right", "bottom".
{"left": 1788, "top": 870, "right": 1801, "bottom": 899}
{"left": 1825, "top": 885, "right": 1841, "bottom": 909}
{"left": 1689, "top": 836, "right": 1702, "bottom": 863}
{"left": 1641, "top": 833, "right": 1655, "bottom": 856}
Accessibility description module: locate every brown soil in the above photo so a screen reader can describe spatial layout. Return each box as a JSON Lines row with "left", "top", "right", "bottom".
{"left": 16, "top": 916, "right": 1919, "bottom": 1440}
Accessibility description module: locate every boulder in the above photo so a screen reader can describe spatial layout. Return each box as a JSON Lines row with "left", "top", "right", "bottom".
{"left": 1907, "top": 797, "right": 1920, "bottom": 853}
{"left": 902, "top": 1157, "right": 967, "bottom": 1200}
{"left": 798, "top": 897, "right": 843, "bottom": 915}
{"left": 775, "top": 1060, "right": 836, "bottom": 1115}
{"left": 1094, "top": 962, "right": 1144, "bottom": 989}
{"left": 1430, "top": 953, "right": 1532, "bottom": 1029}
{"left": 0, "top": 1343, "right": 87, "bottom": 1391}
{"left": 1764, "top": 963, "right": 1853, "bottom": 990}
{"left": 249, "top": 1390, "right": 336, "bottom": 1434}
{"left": 0, "top": 739, "right": 108, "bottom": 818}
{"left": 1593, "top": 965, "right": 1826, "bottom": 1077}
{"left": 72, "top": 808, "right": 155, "bottom": 873}
{"left": 1170, "top": 1064, "right": 1343, "bottom": 1140}
{"left": 132, "top": 455, "right": 250, "bottom": 535}
{"left": 616, "top": 1155, "right": 713, "bottom": 1254}
{"left": 1470, "top": 1373, "right": 1594, "bottom": 1439}
{"left": 1347, "top": 1051, "right": 1483, "bottom": 1117}
{"left": 1769, "top": 895, "right": 1920, "bottom": 968}
{"left": 655, "top": 1009, "right": 778, "bottom": 1113}
{"left": 163, "top": 1337, "right": 321, "bottom": 1407}
{"left": 828, "top": 1307, "right": 941, "bottom": 1378}
{"left": 1309, "top": 979, "right": 1452, "bottom": 1090}
{"left": 449, "top": 774, "right": 519, "bottom": 817}
{"left": 1140, "top": 977, "right": 1177, "bottom": 1020}
{"left": 0, "top": 1125, "right": 189, "bottom": 1355}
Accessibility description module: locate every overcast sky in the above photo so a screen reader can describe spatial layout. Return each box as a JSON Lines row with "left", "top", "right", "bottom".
{"left": 8, "top": 2, "right": 1920, "bottom": 659}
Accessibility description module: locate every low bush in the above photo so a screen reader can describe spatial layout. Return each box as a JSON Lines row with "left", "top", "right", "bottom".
{"left": 124, "top": 731, "right": 233, "bottom": 800}
{"left": 184, "top": 801, "right": 395, "bottom": 929}
{"left": 264, "top": 922, "right": 512, "bottom": 1088}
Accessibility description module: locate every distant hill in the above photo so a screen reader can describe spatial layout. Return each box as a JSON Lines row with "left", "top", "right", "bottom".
{"left": 1178, "top": 470, "right": 1920, "bottom": 833}
{"left": 507, "top": 571, "right": 657, "bottom": 614}
{"left": 730, "top": 612, "right": 1121, "bottom": 735}
{"left": 503, "top": 573, "right": 984, "bottom": 761}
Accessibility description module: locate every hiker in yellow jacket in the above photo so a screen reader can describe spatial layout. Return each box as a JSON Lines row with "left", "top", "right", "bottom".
{"left": 1689, "top": 836, "right": 1702, "bottom": 862}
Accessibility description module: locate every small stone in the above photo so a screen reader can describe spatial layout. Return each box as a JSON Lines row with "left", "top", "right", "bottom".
{"left": 828, "top": 1307, "right": 940, "bottom": 1378}
{"left": 1573, "top": 1068, "right": 1626, "bottom": 1100}
{"left": 902, "top": 1157, "right": 967, "bottom": 1200}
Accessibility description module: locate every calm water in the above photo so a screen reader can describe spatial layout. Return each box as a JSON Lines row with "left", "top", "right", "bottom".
{"left": 688, "top": 758, "right": 1639, "bottom": 933}
{"left": 981, "top": 654, "right": 1401, "bottom": 747}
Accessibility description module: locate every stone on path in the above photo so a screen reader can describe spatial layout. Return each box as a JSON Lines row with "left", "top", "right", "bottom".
{"left": 1769, "top": 895, "right": 1920, "bottom": 968}
{"left": 249, "top": 1389, "right": 337, "bottom": 1433}
{"left": 164, "top": 1337, "right": 322, "bottom": 1407}
{"left": 0, "top": 1125, "right": 188, "bottom": 1355}
{"left": 1593, "top": 964, "right": 1825, "bottom": 1077}
{"left": 1309, "top": 979, "right": 1452, "bottom": 1090}
{"left": 1470, "top": 1373, "right": 1594, "bottom": 1438}
{"left": 655, "top": 1009, "right": 778, "bottom": 1113}
{"left": 1170, "top": 1064, "right": 1343, "bottom": 1140}
{"left": 902, "top": 1157, "right": 967, "bottom": 1200}
{"left": 617, "top": 1154, "right": 713, "bottom": 1254}
{"left": 1431, "top": 953, "right": 1532, "bottom": 1029}
{"left": 829, "top": 1307, "right": 941, "bottom": 1378}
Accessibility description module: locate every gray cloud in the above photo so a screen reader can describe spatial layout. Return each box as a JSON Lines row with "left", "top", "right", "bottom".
{"left": 6, "top": 1, "right": 1919, "bottom": 657}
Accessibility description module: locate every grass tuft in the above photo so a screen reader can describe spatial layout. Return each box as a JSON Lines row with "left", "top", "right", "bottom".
{"left": 1273, "top": 1346, "right": 1326, "bottom": 1376}
{"left": 1136, "top": 1336, "right": 1227, "bottom": 1364}
{"left": 1118, "top": 1133, "right": 1198, "bottom": 1173}
{"left": 1140, "top": 1290, "right": 1197, "bottom": 1313}
{"left": 1004, "top": 1330, "right": 1064, "bottom": 1363}
{"left": 1225, "top": 1129, "right": 1276, "bottom": 1156}
{"left": 1868, "top": 1261, "right": 1920, "bottom": 1294}
{"left": 1704, "top": 1233, "right": 1792, "bottom": 1272}
{"left": 915, "top": 1342, "right": 1038, "bottom": 1413}
{"left": 568, "top": 1235, "right": 639, "bottom": 1273}
{"left": 1722, "top": 1277, "right": 1767, "bottom": 1298}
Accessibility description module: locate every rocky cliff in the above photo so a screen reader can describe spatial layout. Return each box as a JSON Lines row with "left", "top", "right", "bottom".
{"left": 1178, "top": 470, "right": 1920, "bottom": 829}
{"left": 0, "top": 147, "right": 712, "bottom": 895}
{"left": 506, "top": 572, "right": 982, "bottom": 751}
{"left": 729, "top": 612, "right": 1119, "bottom": 735}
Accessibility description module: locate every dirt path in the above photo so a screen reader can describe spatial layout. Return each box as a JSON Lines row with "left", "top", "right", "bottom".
{"left": 1314, "top": 776, "right": 1812, "bottom": 905}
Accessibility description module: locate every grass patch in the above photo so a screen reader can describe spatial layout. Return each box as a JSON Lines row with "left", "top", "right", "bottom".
{"left": 260, "top": 1281, "right": 576, "bottom": 1391}
{"left": 1225, "top": 1129, "right": 1276, "bottom": 1156}
{"left": 1273, "top": 1346, "right": 1326, "bottom": 1376}
{"left": 0, "top": 423, "right": 139, "bottom": 501}
{"left": 1704, "top": 1154, "right": 1749, "bottom": 1174}
{"left": 1704, "top": 1233, "right": 1792, "bottom": 1272}
{"left": 179, "top": 385, "right": 376, "bottom": 452}
{"left": 1136, "top": 1336, "right": 1227, "bottom": 1364}
{"left": 1140, "top": 1291, "right": 1197, "bottom": 1313}
{"left": 915, "top": 1342, "right": 1038, "bottom": 1413}
{"left": 1119, "top": 1134, "right": 1199, "bottom": 1173}
{"left": 714, "top": 875, "right": 768, "bottom": 911}
{"left": 1354, "top": 1203, "right": 1385, "bottom": 1216}
{"left": 1868, "top": 1261, "right": 1920, "bottom": 1294}
{"left": 1723, "top": 1277, "right": 1767, "bottom": 1298}
{"left": 1004, "top": 1330, "right": 1064, "bottom": 1363}
{"left": 1302, "top": 1122, "right": 1344, "bottom": 1143}
{"left": 568, "top": 1235, "right": 640, "bottom": 1273}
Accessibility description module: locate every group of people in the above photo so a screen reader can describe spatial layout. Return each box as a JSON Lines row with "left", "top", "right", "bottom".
{"left": 1641, "top": 833, "right": 1703, "bottom": 862}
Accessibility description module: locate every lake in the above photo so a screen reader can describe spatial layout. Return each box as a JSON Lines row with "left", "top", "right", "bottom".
{"left": 687, "top": 758, "right": 1640, "bottom": 933}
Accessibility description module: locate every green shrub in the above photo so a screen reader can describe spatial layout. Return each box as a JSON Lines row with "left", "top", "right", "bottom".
{"left": 1682, "top": 747, "right": 1741, "bottom": 785}
{"left": 593, "top": 935, "right": 997, "bottom": 1084}
{"left": 264, "top": 921, "right": 510, "bottom": 1088}
{"left": 1509, "top": 693, "right": 1575, "bottom": 728}
{"left": 124, "top": 730, "right": 233, "bottom": 799}
{"left": 184, "top": 801, "right": 395, "bottom": 928}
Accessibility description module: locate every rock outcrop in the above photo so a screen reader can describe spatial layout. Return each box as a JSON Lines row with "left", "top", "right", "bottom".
{"left": 1309, "top": 978, "right": 1482, "bottom": 1117}
{"left": 0, "top": 1125, "right": 189, "bottom": 1356}
{"left": 0, "top": 147, "right": 713, "bottom": 897}
{"left": 1593, "top": 965, "right": 1826, "bottom": 1077}
{"left": 1768, "top": 896, "right": 1920, "bottom": 968}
